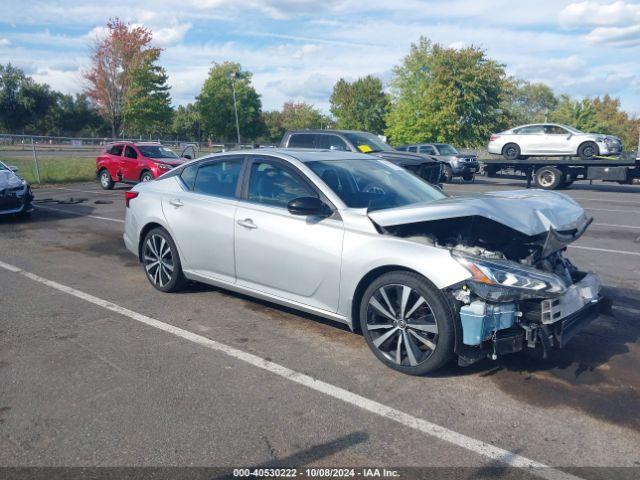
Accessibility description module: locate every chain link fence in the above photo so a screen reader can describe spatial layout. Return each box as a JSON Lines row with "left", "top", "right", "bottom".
{"left": 0, "top": 134, "right": 238, "bottom": 184}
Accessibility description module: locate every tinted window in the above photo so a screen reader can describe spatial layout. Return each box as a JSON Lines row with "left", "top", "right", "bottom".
{"left": 435, "top": 144, "right": 458, "bottom": 155}
{"left": 516, "top": 126, "right": 544, "bottom": 135}
{"left": 317, "top": 135, "right": 348, "bottom": 151}
{"left": 180, "top": 163, "right": 198, "bottom": 190}
{"left": 125, "top": 146, "right": 137, "bottom": 159}
{"left": 109, "top": 145, "right": 123, "bottom": 156}
{"left": 288, "top": 134, "right": 316, "bottom": 148}
{"left": 407, "top": 146, "right": 417, "bottom": 152}
{"left": 193, "top": 159, "right": 242, "bottom": 198}
{"left": 343, "top": 132, "right": 393, "bottom": 153}
{"left": 419, "top": 146, "right": 436, "bottom": 154}
{"left": 248, "top": 162, "right": 317, "bottom": 208}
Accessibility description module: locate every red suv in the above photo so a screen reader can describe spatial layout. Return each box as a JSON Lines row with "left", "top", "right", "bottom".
{"left": 96, "top": 141, "right": 186, "bottom": 190}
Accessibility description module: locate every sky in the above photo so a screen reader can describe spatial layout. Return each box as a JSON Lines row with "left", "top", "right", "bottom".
{"left": 0, "top": 0, "right": 639, "bottom": 115}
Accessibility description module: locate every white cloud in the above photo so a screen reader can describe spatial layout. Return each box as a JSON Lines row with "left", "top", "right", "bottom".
{"left": 0, "top": 38, "right": 11, "bottom": 46}
{"left": 152, "top": 22, "right": 191, "bottom": 46}
{"left": 586, "top": 24, "right": 640, "bottom": 46}
{"left": 559, "top": 1, "right": 640, "bottom": 27}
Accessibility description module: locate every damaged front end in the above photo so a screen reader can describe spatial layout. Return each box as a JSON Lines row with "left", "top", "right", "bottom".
{"left": 370, "top": 190, "right": 606, "bottom": 366}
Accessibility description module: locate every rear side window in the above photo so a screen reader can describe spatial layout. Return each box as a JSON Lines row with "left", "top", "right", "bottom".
{"left": 180, "top": 163, "right": 198, "bottom": 190}
{"left": 109, "top": 145, "right": 123, "bottom": 156}
{"left": 193, "top": 159, "right": 243, "bottom": 199}
{"left": 407, "top": 146, "right": 417, "bottom": 152}
{"left": 287, "top": 134, "right": 316, "bottom": 148}
{"left": 516, "top": 126, "right": 544, "bottom": 135}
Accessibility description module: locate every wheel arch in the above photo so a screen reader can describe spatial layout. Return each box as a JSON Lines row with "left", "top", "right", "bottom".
{"left": 577, "top": 140, "right": 599, "bottom": 156}
{"left": 138, "top": 221, "right": 165, "bottom": 261}
{"left": 139, "top": 168, "right": 153, "bottom": 181}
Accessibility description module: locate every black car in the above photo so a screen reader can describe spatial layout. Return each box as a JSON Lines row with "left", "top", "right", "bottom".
{"left": 396, "top": 143, "right": 479, "bottom": 182}
{"left": 280, "top": 130, "right": 444, "bottom": 185}
{"left": 0, "top": 162, "right": 33, "bottom": 218}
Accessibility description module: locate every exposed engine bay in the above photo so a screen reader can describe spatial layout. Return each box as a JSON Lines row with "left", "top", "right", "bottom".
{"left": 375, "top": 205, "right": 604, "bottom": 366}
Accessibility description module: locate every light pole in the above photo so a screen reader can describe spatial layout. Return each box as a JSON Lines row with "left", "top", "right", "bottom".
{"left": 230, "top": 71, "right": 241, "bottom": 146}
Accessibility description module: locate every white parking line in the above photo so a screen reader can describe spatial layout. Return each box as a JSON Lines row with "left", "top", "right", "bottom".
{"left": 569, "top": 245, "right": 640, "bottom": 256}
{"left": 584, "top": 207, "right": 635, "bottom": 213}
{"left": 593, "top": 223, "right": 640, "bottom": 230}
{"left": 35, "top": 204, "right": 124, "bottom": 223}
{"left": 0, "top": 259, "right": 582, "bottom": 480}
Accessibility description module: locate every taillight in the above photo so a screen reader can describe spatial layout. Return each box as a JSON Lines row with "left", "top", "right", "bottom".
{"left": 125, "top": 191, "right": 139, "bottom": 208}
{"left": 490, "top": 134, "right": 500, "bottom": 141}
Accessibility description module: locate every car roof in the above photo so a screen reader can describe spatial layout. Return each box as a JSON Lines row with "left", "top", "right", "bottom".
{"left": 106, "top": 141, "right": 163, "bottom": 146}
{"left": 285, "top": 129, "right": 369, "bottom": 135}
{"left": 203, "top": 147, "right": 373, "bottom": 163}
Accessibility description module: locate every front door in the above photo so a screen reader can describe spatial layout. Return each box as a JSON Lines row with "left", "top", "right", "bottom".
{"left": 161, "top": 157, "right": 244, "bottom": 283}
{"left": 234, "top": 157, "right": 344, "bottom": 313}
{"left": 122, "top": 145, "right": 140, "bottom": 181}
{"left": 543, "top": 125, "right": 573, "bottom": 154}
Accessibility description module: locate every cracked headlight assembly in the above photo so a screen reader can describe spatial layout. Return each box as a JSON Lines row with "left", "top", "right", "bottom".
{"left": 453, "top": 253, "right": 567, "bottom": 301}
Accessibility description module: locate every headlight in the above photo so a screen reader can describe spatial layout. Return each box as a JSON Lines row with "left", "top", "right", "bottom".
{"left": 156, "top": 163, "right": 172, "bottom": 170}
{"left": 453, "top": 253, "right": 567, "bottom": 301}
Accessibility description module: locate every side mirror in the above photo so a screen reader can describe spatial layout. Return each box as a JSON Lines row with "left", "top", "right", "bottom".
{"left": 566, "top": 133, "right": 573, "bottom": 140}
{"left": 8, "top": 166, "right": 18, "bottom": 172}
{"left": 287, "top": 196, "right": 332, "bottom": 216}
{"left": 182, "top": 154, "right": 192, "bottom": 160}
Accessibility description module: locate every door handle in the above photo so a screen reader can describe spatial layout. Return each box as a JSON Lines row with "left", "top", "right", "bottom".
{"left": 169, "top": 199, "right": 184, "bottom": 208}
{"left": 237, "top": 218, "right": 257, "bottom": 229}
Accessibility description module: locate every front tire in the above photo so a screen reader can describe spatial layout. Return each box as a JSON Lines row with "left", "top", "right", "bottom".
{"left": 142, "top": 228, "right": 187, "bottom": 292}
{"left": 359, "top": 271, "right": 454, "bottom": 375}
{"left": 502, "top": 143, "right": 520, "bottom": 161}
{"left": 578, "top": 142, "right": 599, "bottom": 160}
{"left": 443, "top": 165, "right": 454, "bottom": 183}
{"left": 98, "top": 169, "right": 114, "bottom": 190}
{"left": 461, "top": 172, "right": 475, "bottom": 183}
{"left": 140, "top": 171, "right": 154, "bottom": 183}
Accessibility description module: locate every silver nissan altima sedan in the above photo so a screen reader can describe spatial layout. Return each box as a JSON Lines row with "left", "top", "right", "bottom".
{"left": 124, "top": 149, "right": 604, "bottom": 375}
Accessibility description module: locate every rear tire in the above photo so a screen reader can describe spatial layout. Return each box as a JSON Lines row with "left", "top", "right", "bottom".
{"left": 534, "top": 166, "right": 563, "bottom": 190}
{"left": 502, "top": 143, "right": 520, "bottom": 161}
{"left": 578, "top": 142, "right": 599, "bottom": 160}
{"left": 142, "top": 227, "right": 188, "bottom": 293}
{"left": 359, "top": 271, "right": 455, "bottom": 375}
{"left": 98, "top": 169, "right": 114, "bottom": 190}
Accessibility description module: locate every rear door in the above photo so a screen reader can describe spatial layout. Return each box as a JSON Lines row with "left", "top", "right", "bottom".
{"left": 515, "top": 125, "right": 545, "bottom": 154}
{"left": 161, "top": 156, "right": 244, "bottom": 283}
{"left": 107, "top": 144, "right": 124, "bottom": 179}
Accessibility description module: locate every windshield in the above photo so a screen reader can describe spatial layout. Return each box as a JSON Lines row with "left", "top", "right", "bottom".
{"left": 435, "top": 144, "right": 458, "bottom": 155}
{"left": 307, "top": 159, "right": 446, "bottom": 211}
{"left": 343, "top": 132, "right": 393, "bottom": 153}
{"left": 138, "top": 145, "right": 179, "bottom": 159}
{"left": 0, "top": 162, "right": 8, "bottom": 171}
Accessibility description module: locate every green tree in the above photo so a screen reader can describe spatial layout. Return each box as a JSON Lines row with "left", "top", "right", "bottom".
{"left": 0, "top": 64, "right": 56, "bottom": 133}
{"left": 549, "top": 95, "right": 599, "bottom": 131}
{"left": 50, "top": 93, "right": 108, "bottom": 136}
{"left": 385, "top": 37, "right": 508, "bottom": 146}
{"left": 330, "top": 75, "right": 389, "bottom": 133}
{"left": 503, "top": 79, "right": 557, "bottom": 125}
{"left": 279, "top": 101, "right": 325, "bottom": 131}
{"left": 172, "top": 103, "right": 201, "bottom": 141}
{"left": 261, "top": 110, "right": 284, "bottom": 144}
{"left": 196, "top": 62, "right": 262, "bottom": 142}
{"left": 122, "top": 57, "right": 173, "bottom": 137}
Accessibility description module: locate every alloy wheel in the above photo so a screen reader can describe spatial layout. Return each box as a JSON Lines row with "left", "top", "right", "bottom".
{"left": 143, "top": 234, "right": 174, "bottom": 288}
{"left": 366, "top": 284, "right": 438, "bottom": 367}
{"left": 538, "top": 170, "right": 556, "bottom": 188}
{"left": 100, "top": 171, "right": 110, "bottom": 187}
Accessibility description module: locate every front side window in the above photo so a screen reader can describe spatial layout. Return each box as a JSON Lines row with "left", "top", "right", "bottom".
{"left": 419, "top": 145, "right": 436, "bottom": 154}
{"left": 434, "top": 144, "right": 458, "bottom": 155}
{"left": 407, "top": 146, "right": 417, "bottom": 152}
{"left": 287, "top": 134, "right": 316, "bottom": 148}
{"left": 193, "top": 159, "right": 242, "bottom": 198}
{"left": 248, "top": 161, "right": 317, "bottom": 208}
{"left": 317, "top": 135, "right": 348, "bottom": 151}
{"left": 125, "top": 146, "right": 138, "bottom": 159}
{"left": 516, "top": 126, "right": 545, "bottom": 135}
{"left": 307, "top": 158, "right": 445, "bottom": 211}
{"left": 544, "top": 125, "right": 569, "bottom": 135}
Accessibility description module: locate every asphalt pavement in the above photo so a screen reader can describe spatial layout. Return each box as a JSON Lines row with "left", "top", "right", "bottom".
{"left": 1, "top": 177, "right": 639, "bottom": 479}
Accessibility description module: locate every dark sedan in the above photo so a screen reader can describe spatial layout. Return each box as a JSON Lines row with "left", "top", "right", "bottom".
{"left": 0, "top": 162, "right": 33, "bottom": 218}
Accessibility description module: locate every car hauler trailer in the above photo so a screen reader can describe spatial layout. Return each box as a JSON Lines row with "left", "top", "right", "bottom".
{"left": 481, "top": 155, "right": 640, "bottom": 190}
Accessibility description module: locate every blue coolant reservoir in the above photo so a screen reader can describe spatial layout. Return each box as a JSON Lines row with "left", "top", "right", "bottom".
{"left": 459, "top": 301, "right": 518, "bottom": 346}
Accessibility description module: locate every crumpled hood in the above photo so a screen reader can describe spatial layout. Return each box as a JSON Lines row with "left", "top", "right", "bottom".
{"left": 0, "top": 170, "right": 24, "bottom": 191}
{"left": 374, "top": 151, "right": 440, "bottom": 165}
{"left": 368, "top": 189, "right": 590, "bottom": 237}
